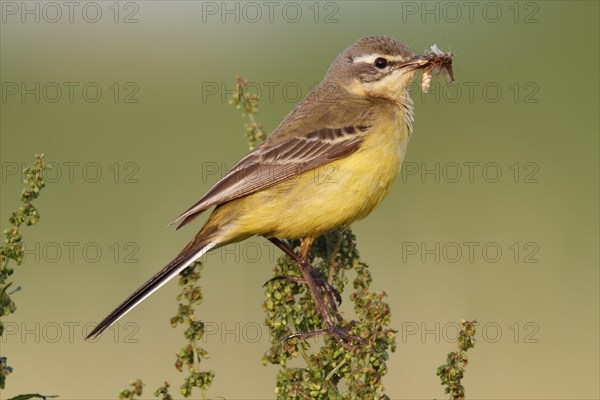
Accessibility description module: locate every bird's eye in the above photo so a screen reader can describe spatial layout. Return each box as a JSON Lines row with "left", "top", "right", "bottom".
{"left": 374, "top": 57, "right": 388, "bottom": 69}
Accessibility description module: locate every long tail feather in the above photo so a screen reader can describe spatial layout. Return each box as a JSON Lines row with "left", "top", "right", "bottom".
{"left": 86, "top": 240, "right": 216, "bottom": 339}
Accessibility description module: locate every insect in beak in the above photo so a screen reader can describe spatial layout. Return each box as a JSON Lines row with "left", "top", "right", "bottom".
{"left": 401, "top": 45, "right": 454, "bottom": 93}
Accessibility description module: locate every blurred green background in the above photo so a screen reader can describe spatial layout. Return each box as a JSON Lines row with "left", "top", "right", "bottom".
{"left": 1, "top": 1, "right": 598, "bottom": 398}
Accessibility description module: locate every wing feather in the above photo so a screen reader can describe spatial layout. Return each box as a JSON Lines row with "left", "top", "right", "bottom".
{"left": 171, "top": 82, "right": 385, "bottom": 229}
{"left": 172, "top": 125, "right": 368, "bottom": 229}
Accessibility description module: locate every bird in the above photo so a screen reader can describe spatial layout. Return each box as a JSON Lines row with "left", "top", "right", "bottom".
{"left": 87, "top": 35, "right": 451, "bottom": 346}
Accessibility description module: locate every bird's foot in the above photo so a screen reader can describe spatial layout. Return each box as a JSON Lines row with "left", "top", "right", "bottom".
{"left": 279, "top": 320, "right": 365, "bottom": 350}
{"left": 268, "top": 237, "right": 363, "bottom": 349}
{"left": 264, "top": 267, "right": 342, "bottom": 306}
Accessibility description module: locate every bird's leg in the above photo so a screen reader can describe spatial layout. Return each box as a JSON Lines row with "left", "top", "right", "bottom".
{"left": 264, "top": 272, "right": 342, "bottom": 310}
{"left": 271, "top": 237, "right": 364, "bottom": 349}
{"left": 267, "top": 238, "right": 342, "bottom": 308}
{"left": 297, "top": 237, "right": 334, "bottom": 328}
{"left": 268, "top": 237, "right": 301, "bottom": 262}
{"left": 265, "top": 273, "right": 343, "bottom": 322}
{"left": 263, "top": 238, "right": 342, "bottom": 304}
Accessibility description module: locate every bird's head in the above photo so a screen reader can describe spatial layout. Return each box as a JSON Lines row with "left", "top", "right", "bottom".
{"left": 325, "top": 36, "right": 428, "bottom": 103}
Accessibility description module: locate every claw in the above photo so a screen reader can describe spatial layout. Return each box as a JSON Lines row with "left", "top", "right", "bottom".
{"left": 263, "top": 270, "right": 342, "bottom": 307}
{"left": 329, "top": 321, "right": 367, "bottom": 350}
{"left": 308, "top": 268, "right": 342, "bottom": 306}
{"left": 267, "top": 237, "right": 366, "bottom": 350}
{"left": 262, "top": 275, "right": 303, "bottom": 287}
{"left": 278, "top": 320, "right": 365, "bottom": 350}
{"left": 277, "top": 328, "right": 328, "bottom": 347}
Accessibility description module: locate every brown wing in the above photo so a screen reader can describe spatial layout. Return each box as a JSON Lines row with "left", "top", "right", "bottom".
{"left": 172, "top": 79, "right": 383, "bottom": 229}
{"left": 172, "top": 124, "right": 370, "bottom": 229}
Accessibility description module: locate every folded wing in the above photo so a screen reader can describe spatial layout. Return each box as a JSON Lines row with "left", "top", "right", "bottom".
{"left": 172, "top": 124, "right": 370, "bottom": 229}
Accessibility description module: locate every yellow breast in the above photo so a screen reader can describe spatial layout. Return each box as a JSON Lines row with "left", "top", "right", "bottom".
{"left": 224, "top": 109, "right": 412, "bottom": 240}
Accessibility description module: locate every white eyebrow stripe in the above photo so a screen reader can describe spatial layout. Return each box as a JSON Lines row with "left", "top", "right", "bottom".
{"left": 352, "top": 54, "right": 407, "bottom": 64}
